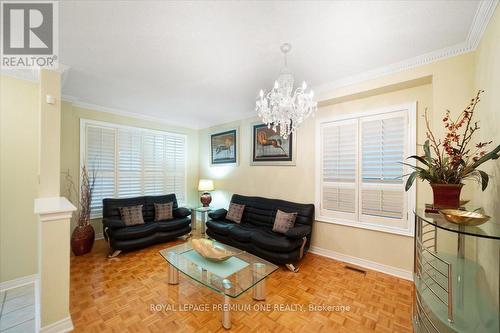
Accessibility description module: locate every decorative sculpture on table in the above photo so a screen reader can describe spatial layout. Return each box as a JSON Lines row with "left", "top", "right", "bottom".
{"left": 191, "top": 238, "right": 241, "bottom": 262}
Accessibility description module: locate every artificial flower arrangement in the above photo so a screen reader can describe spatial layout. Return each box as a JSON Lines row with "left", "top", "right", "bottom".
{"left": 404, "top": 90, "right": 500, "bottom": 208}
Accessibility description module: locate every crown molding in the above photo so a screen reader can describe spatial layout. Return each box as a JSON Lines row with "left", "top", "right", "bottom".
{"left": 315, "top": 41, "right": 471, "bottom": 98}
{"left": 315, "top": 0, "right": 498, "bottom": 100}
{"left": 468, "top": 0, "right": 499, "bottom": 49}
{"left": 62, "top": 95, "right": 199, "bottom": 130}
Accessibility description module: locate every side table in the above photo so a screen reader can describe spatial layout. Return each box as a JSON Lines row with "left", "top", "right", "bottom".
{"left": 191, "top": 207, "right": 212, "bottom": 235}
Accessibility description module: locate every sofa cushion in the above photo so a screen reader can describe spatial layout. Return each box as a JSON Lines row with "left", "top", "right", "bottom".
{"left": 226, "top": 203, "right": 245, "bottom": 223}
{"left": 208, "top": 208, "right": 227, "bottom": 220}
{"left": 119, "top": 205, "right": 145, "bottom": 226}
{"left": 251, "top": 228, "right": 303, "bottom": 253}
{"left": 228, "top": 224, "right": 254, "bottom": 242}
{"left": 206, "top": 220, "right": 235, "bottom": 235}
{"left": 173, "top": 207, "right": 191, "bottom": 218}
{"left": 154, "top": 202, "right": 173, "bottom": 221}
{"left": 272, "top": 210, "right": 297, "bottom": 234}
{"left": 111, "top": 222, "right": 157, "bottom": 240}
{"left": 156, "top": 217, "right": 190, "bottom": 232}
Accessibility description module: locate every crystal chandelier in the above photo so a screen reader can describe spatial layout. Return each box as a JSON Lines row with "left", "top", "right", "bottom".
{"left": 256, "top": 43, "right": 317, "bottom": 139}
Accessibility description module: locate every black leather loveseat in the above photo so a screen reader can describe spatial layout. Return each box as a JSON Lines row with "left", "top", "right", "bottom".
{"left": 206, "top": 194, "right": 314, "bottom": 271}
{"left": 102, "top": 194, "right": 191, "bottom": 256}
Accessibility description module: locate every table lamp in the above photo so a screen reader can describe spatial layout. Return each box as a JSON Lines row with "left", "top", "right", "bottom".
{"left": 198, "top": 179, "right": 214, "bottom": 207}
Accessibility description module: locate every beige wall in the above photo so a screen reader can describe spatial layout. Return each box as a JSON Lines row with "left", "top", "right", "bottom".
{"left": 199, "top": 53, "right": 476, "bottom": 273}
{"left": 473, "top": 6, "right": 500, "bottom": 304}
{"left": 0, "top": 75, "right": 40, "bottom": 283}
{"left": 60, "top": 102, "right": 200, "bottom": 234}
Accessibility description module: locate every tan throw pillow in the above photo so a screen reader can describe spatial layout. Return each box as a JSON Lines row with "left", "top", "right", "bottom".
{"left": 272, "top": 210, "right": 297, "bottom": 234}
{"left": 226, "top": 203, "right": 245, "bottom": 223}
{"left": 154, "top": 202, "right": 173, "bottom": 221}
{"left": 119, "top": 205, "right": 145, "bottom": 226}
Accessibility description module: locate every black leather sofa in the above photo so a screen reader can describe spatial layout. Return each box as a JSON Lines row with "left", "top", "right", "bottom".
{"left": 102, "top": 194, "right": 191, "bottom": 256}
{"left": 206, "top": 194, "right": 314, "bottom": 271}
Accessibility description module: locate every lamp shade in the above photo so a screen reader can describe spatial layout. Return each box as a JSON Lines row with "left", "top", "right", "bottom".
{"left": 198, "top": 179, "right": 214, "bottom": 192}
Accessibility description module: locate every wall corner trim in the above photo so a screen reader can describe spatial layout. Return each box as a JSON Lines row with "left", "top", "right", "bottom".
{"left": 34, "top": 197, "right": 76, "bottom": 222}
{"left": 40, "top": 316, "right": 74, "bottom": 333}
{"left": 0, "top": 274, "right": 39, "bottom": 292}
{"left": 309, "top": 246, "right": 413, "bottom": 281}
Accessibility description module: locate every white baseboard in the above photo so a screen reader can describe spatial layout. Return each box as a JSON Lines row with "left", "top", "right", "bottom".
{"left": 309, "top": 246, "right": 413, "bottom": 281}
{"left": 0, "top": 274, "right": 39, "bottom": 291}
{"left": 40, "top": 317, "right": 74, "bottom": 333}
{"left": 95, "top": 232, "right": 104, "bottom": 240}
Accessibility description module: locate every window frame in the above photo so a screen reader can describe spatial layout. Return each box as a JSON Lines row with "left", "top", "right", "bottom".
{"left": 315, "top": 103, "right": 417, "bottom": 237}
{"left": 79, "top": 119, "right": 188, "bottom": 219}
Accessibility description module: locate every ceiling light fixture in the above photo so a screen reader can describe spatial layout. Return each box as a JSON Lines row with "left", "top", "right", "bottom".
{"left": 256, "top": 43, "right": 317, "bottom": 139}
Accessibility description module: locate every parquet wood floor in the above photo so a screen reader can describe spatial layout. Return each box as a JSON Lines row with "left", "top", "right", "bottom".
{"left": 70, "top": 239, "right": 413, "bottom": 332}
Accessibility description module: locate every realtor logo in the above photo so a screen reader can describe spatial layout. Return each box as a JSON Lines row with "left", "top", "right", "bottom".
{"left": 1, "top": 1, "right": 58, "bottom": 68}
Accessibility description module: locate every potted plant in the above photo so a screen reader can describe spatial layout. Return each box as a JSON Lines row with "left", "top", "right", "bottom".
{"left": 70, "top": 165, "right": 96, "bottom": 256}
{"left": 405, "top": 90, "right": 500, "bottom": 208}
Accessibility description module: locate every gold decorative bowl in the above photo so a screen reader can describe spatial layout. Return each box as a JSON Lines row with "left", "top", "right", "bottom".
{"left": 191, "top": 238, "right": 240, "bottom": 262}
{"left": 439, "top": 209, "right": 490, "bottom": 226}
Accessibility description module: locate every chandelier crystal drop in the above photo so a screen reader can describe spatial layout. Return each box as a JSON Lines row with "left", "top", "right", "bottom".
{"left": 256, "top": 43, "right": 317, "bottom": 139}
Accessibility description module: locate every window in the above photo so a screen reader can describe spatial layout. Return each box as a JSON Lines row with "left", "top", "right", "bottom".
{"left": 81, "top": 120, "right": 187, "bottom": 218}
{"left": 316, "top": 103, "right": 416, "bottom": 236}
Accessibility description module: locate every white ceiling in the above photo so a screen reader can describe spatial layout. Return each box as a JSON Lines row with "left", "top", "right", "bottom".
{"left": 59, "top": 0, "right": 485, "bottom": 129}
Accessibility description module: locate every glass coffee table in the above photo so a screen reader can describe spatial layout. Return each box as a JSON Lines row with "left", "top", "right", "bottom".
{"left": 159, "top": 241, "right": 278, "bottom": 329}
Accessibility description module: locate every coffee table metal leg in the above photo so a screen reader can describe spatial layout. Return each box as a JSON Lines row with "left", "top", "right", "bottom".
{"left": 253, "top": 279, "right": 266, "bottom": 301}
{"left": 168, "top": 263, "right": 179, "bottom": 285}
{"left": 252, "top": 263, "right": 266, "bottom": 301}
{"left": 222, "top": 294, "right": 231, "bottom": 329}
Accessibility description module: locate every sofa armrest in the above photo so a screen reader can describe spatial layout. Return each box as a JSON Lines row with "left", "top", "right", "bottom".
{"left": 102, "top": 218, "right": 126, "bottom": 229}
{"left": 208, "top": 208, "right": 227, "bottom": 220}
{"left": 173, "top": 207, "right": 191, "bottom": 218}
{"left": 285, "top": 225, "right": 312, "bottom": 239}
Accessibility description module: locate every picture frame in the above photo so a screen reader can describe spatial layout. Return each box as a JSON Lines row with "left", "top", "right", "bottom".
{"left": 250, "top": 123, "right": 296, "bottom": 166}
{"left": 210, "top": 128, "right": 238, "bottom": 165}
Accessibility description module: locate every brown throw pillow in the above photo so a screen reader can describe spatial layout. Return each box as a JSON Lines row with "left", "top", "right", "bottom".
{"left": 119, "top": 205, "right": 144, "bottom": 226}
{"left": 226, "top": 203, "right": 245, "bottom": 223}
{"left": 154, "top": 202, "right": 173, "bottom": 221}
{"left": 272, "top": 210, "right": 297, "bottom": 234}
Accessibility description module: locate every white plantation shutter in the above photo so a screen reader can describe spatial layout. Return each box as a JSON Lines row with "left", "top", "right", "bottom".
{"left": 320, "top": 119, "right": 357, "bottom": 220}
{"left": 82, "top": 120, "right": 187, "bottom": 218}
{"left": 86, "top": 125, "right": 116, "bottom": 218}
{"left": 317, "top": 105, "right": 415, "bottom": 235}
{"left": 360, "top": 112, "right": 406, "bottom": 223}
{"left": 118, "top": 129, "right": 143, "bottom": 198}
{"left": 165, "top": 135, "right": 186, "bottom": 204}
{"left": 143, "top": 133, "right": 166, "bottom": 196}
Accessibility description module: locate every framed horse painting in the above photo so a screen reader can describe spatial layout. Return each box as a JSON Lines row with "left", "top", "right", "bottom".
{"left": 210, "top": 129, "right": 238, "bottom": 165}
{"left": 251, "top": 123, "right": 296, "bottom": 166}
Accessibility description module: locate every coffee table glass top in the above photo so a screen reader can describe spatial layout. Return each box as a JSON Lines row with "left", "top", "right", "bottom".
{"left": 159, "top": 241, "right": 278, "bottom": 298}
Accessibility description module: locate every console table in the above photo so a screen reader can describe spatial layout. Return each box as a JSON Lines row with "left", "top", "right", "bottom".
{"left": 413, "top": 209, "right": 500, "bottom": 332}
